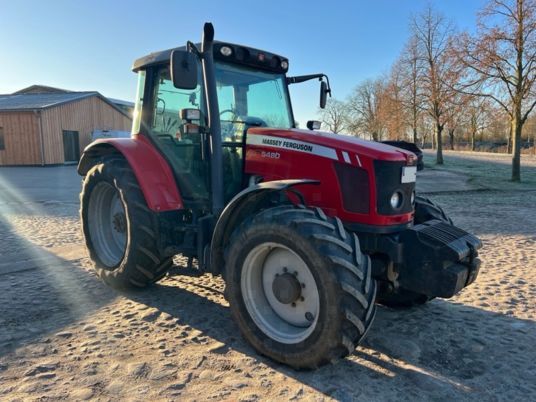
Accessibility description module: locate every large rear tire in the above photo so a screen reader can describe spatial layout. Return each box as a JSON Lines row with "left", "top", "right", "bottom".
{"left": 378, "top": 195, "right": 452, "bottom": 308}
{"left": 80, "top": 157, "right": 172, "bottom": 289}
{"left": 225, "top": 205, "right": 377, "bottom": 369}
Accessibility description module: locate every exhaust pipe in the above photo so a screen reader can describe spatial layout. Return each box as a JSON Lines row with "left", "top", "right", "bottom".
{"left": 200, "top": 22, "right": 224, "bottom": 216}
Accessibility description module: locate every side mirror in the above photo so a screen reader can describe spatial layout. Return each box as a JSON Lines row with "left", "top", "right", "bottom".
{"left": 180, "top": 108, "right": 201, "bottom": 121}
{"left": 179, "top": 108, "right": 202, "bottom": 137}
{"left": 171, "top": 50, "right": 198, "bottom": 89}
{"left": 320, "top": 81, "right": 328, "bottom": 109}
{"left": 307, "top": 120, "right": 321, "bottom": 130}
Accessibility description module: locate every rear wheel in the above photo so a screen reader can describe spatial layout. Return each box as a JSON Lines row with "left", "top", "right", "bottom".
{"left": 378, "top": 195, "right": 452, "bottom": 308}
{"left": 80, "top": 157, "right": 172, "bottom": 289}
{"left": 225, "top": 205, "right": 377, "bottom": 369}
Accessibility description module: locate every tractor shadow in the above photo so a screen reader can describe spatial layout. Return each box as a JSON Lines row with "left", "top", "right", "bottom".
{"left": 125, "top": 260, "right": 536, "bottom": 401}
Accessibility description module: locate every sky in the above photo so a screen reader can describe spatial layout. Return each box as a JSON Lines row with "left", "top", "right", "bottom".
{"left": 0, "top": 0, "right": 486, "bottom": 126}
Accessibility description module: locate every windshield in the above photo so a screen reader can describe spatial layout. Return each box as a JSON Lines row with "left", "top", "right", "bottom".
{"left": 142, "top": 62, "right": 294, "bottom": 205}
{"left": 146, "top": 63, "right": 293, "bottom": 139}
{"left": 215, "top": 62, "right": 294, "bottom": 135}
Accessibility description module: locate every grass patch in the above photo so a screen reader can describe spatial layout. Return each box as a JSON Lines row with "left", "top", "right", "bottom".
{"left": 423, "top": 151, "right": 536, "bottom": 191}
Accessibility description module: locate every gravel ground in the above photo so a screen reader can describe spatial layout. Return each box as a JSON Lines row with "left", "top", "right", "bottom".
{"left": 0, "top": 158, "right": 535, "bottom": 401}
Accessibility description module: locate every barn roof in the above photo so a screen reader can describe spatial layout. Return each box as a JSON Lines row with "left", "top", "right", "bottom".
{"left": 0, "top": 91, "right": 131, "bottom": 118}
{"left": 0, "top": 92, "right": 99, "bottom": 111}
{"left": 13, "top": 85, "right": 73, "bottom": 95}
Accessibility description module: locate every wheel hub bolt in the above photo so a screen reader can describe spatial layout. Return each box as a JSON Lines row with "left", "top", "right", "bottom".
{"left": 305, "top": 312, "right": 314, "bottom": 322}
{"left": 112, "top": 213, "right": 126, "bottom": 233}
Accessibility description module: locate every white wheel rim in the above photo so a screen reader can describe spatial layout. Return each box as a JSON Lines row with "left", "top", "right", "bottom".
{"left": 241, "top": 242, "right": 320, "bottom": 344}
{"left": 88, "top": 182, "right": 127, "bottom": 267}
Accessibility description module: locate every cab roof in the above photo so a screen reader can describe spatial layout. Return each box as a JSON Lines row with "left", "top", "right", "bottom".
{"left": 132, "top": 41, "right": 289, "bottom": 74}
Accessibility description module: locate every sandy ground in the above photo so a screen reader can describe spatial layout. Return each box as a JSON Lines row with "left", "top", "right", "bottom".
{"left": 0, "top": 156, "right": 535, "bottom": 401}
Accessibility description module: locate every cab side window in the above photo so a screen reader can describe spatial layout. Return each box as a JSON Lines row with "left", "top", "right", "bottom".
{"left": 151, "top": 67, "right": 202, "bottom": 138}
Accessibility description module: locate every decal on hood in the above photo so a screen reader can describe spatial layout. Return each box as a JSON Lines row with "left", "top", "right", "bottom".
{"left": 247, "top": 134, "right": 338, "bottom": 161}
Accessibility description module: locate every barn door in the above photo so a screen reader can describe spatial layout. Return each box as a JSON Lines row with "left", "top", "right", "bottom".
{"left": 62, "top": 130, "right": 80, "bottom": 163}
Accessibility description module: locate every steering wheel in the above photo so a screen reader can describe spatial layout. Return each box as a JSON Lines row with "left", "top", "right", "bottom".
{"left": 219, "top": 109, "right": 236, "bottom": 119}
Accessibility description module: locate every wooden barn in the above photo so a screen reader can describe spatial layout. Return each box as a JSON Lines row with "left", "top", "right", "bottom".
{"left": 0, "top": 86, "right": 132, "bottom": 166}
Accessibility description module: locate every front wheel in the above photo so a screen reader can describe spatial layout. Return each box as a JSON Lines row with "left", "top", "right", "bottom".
{"left": 80, "top": 157, "right": 172, "bottom": 289}
{"left": 414, "top": 195, "right": 453, "bottom": 225}
{"left": 225, "top": 205, "right": 377, "bottom": 369}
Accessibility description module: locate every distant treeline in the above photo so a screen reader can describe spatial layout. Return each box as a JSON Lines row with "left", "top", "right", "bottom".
{"left": 319, "top": 0, "right": 536, "bottom": 181}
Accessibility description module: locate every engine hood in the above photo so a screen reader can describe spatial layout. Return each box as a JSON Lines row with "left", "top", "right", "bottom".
{"left": 247, "top": 127, "right": 413, "bottom": 162}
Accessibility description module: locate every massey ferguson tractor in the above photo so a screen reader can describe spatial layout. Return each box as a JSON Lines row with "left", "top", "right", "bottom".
{"left": 78, "top": 23, "right": 482, "bottom": 369}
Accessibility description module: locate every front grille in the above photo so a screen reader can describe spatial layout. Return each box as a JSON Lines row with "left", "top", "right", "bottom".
{"left": 334, "top": 162, "right": 370, "bottom": 214}
{"left": 373, "top": 160, "right": 415, "bottom": 215}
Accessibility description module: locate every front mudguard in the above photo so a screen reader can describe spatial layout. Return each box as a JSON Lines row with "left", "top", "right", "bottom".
{"left": 208, "top": 179, "right": 319, "bottom": 275}
{"left": 396, "top": 220, "right": 482, "bottom": 298}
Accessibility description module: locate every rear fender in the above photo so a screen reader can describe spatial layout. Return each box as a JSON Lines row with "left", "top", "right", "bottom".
{"left": 209, "top": 179, "right": 319, "bottom": 275}
{"left": 78, "top": 137, "right": 183, "bottom": 211}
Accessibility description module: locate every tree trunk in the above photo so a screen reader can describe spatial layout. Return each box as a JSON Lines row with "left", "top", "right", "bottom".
{"left": 511, "top": 116, "right": 522, "bottom": 182}
{"left": 471, "top": 129, "right": 477, "bottom": 151}
{"left": 413, "top": 127, "right": 418, "bottom": 144}
{"left": 507, "top": 124, "right": 513, "bottom": 154}
{"left": 448, "top": 128, "right": 455, "bottom": 150}
{"left": 436, "top": 123, "right": 444, "bottom": 164}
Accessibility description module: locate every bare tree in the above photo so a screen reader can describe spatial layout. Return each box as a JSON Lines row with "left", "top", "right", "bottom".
{"left": 457, "top": 0, "right": 536, "bottom": 181}
{"left": 412, "top": 6, "right": 458, "bottom": 164}
{"left": 444, "top": 92, "right": 471, "bottom": 150}
{"left": 318, "top": 98, "right": 347, "bottom": 133}
{"left": 466, "top": 98, "right": 493, "bottom": 150}
{"left": 398, "top": 36, "right": 426, "bottom": 143}
{"left": 381, "top": 67, "right": 408, "bottom": 140}
{"left": 346, "top": 79, "right": 385, "bottom": 140}
{"left": 525, "top": 114, "right": 536, "bottom": 154}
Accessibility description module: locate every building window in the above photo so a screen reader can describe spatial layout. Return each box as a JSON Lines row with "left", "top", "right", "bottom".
{"left": 0, "top": 127, "right": 5, "bottom": 150}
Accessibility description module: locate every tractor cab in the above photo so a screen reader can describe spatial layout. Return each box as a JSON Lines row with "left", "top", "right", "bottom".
{"left": 131, "top": 41, "right": 321, "bottom": 209}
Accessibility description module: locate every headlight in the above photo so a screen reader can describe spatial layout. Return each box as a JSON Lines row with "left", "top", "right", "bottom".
{"left": 390, "top": 192, "right": 403, "bottom": 209}
{"left": 411, "top": 191, "right": 415, "bottom": 205}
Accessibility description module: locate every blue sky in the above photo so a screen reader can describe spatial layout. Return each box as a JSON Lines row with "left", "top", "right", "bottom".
{"left": 0, "top": 0, "right": 485, "bottom": 126}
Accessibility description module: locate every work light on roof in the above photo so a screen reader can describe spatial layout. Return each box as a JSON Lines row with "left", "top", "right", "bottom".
{"left": 220, "top": 46, "right": 233, "bottom": 56}
{"left": 281, "top": 60, "right": 289, "bottom": 70}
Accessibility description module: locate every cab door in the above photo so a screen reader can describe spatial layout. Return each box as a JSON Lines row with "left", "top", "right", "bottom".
{"left": 217, "top": 84, "right": 245, "bottom": 202}
{"left": 146, "top": 66, "right": 210, "bottom": 206}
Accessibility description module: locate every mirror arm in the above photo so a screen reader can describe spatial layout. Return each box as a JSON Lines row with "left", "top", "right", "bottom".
{"left": 287, "top": 73, "right": 324, "bottom": 84}
{"left": 287, "top": 73, "right": 332, "bottom": 97}
{"left": 187, "top": 41, "right": 203, "bottom": 59}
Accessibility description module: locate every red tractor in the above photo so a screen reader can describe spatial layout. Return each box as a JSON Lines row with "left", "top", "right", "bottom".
{"left": 78, "top": 23, "right": 481, "bottom": 368}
